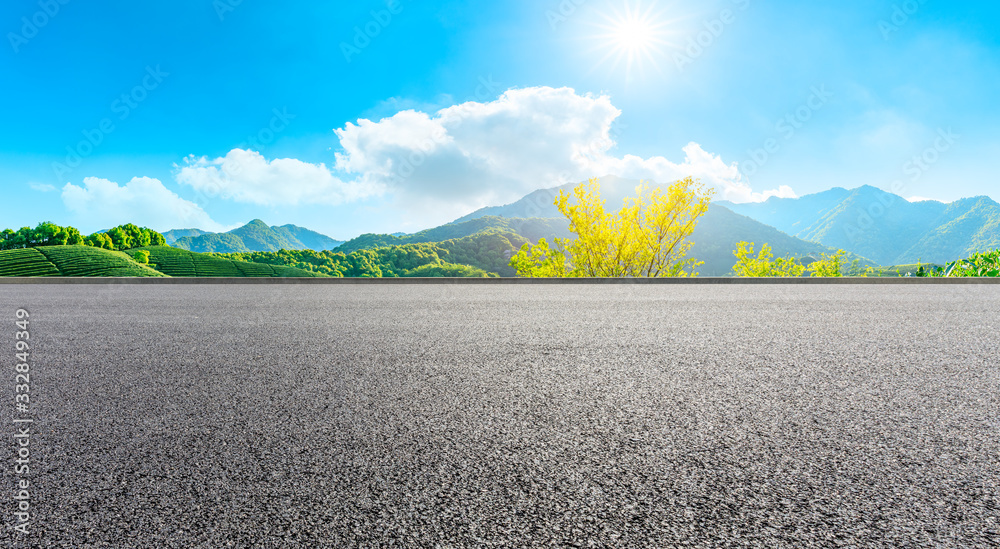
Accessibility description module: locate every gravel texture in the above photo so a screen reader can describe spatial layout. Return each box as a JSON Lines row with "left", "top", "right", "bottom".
{"left": 1, "top": 284, "right": 998, "bottom": 548}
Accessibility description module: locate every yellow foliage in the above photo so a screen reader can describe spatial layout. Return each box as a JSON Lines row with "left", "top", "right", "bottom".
{"left": 510, "top": 177, "right": 713, "bottom": 277}
{"left": 808, "top": 250, "right": 846, "bottom": 277}
{"left": 731, "top": 241, "right": 805, "bottom": 277}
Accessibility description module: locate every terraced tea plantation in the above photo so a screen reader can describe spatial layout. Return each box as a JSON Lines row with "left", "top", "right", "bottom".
{"left": 0, "top": 245, "right": 324, "bottom": 277}
{"left": 37, "top": 246, "right": 167, "bottom": 277}
{"left": 0, "top": 248, "right": 62, "bottom": 277}
{"left": 0, "top": 246, "right": 166, "bottom": 277}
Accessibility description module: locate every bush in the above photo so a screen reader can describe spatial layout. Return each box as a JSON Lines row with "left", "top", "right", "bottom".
{"left": 131, "top": 250, "right": 150, "bottom": 264}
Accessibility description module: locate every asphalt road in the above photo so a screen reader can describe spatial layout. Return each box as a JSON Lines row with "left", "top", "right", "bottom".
{"left": 1, "top": 284, "right": 998, "bottom": 548}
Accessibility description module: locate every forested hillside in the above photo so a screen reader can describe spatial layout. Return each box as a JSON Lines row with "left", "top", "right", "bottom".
{"left": 217, "top": 239, "right": 498, "bottom": 278}
{"left": 335, "top": 217, "right": 570, "bottom": 255}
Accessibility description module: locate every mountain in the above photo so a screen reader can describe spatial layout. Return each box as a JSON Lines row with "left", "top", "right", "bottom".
{"left": 335, "top": 216, "right": 572, "bottom": 254}
{"left": 162, "top": 228, "right": 208, "bottom": 245}
{"left": 170, "top": 220, "right": 344, "bottom": 253}
{"left": 333, "top": 176, "right": 863, "bottom": 276}
{"left": 898, "top": 196, "right": 1000, "bottom": 263}
{"left": 719, "top": 186, "right": 1000, "bottom": 265}
{"left": 454, "top": 175, "right": 638, "bottom": 222}
{"left": 688, "top": 205, "right": 864, "bottom": 276}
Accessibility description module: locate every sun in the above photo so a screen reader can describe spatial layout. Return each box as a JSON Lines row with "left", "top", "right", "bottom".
{"left": 588, "top": 2, "right": 678, "bottom": 81}
{"left": 613, "top": 17, "right": 656, "bottom": 53}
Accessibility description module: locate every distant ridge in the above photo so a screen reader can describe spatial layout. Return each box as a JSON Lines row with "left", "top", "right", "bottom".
{"left": 719, "top": 185, "right": 1000, "bottom": 264}
{"left": 161, "top": 228, "right": 207, "bottom": 245}
{"left": 169, "top": 220, "right": 344, "bottom": 254}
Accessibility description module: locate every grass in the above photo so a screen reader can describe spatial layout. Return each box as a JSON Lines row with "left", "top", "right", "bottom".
{"left": 864, "top": 263, "right": 945, "bottom": 277}
{"left": 138, "top": 246, "right": 325, "bottom": 277}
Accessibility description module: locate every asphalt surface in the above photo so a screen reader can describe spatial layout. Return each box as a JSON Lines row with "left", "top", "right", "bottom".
{"left": 1, "top": 284, "right": 998, "bottom": 548}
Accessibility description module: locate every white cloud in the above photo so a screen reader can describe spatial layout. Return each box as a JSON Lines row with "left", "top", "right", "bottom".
{"left": 332, "top": 86, "right": 791, "bottom": 211}
{"left": 175, "top": 149, "right": 382, "bottom": 206}
{"left": 590, "top": 143, "right": 798, "bottom": 203}
{"left": 61, "top": 177, "right": 226, "bottom": 232}
{"left": 29, "top": 182, "right": 57, "bottom": 193}
{"left": 906, "top": 196, "right": 947, "bottom": 203}
{"left": 170, "top": 87, "right": 791, "bottom": 229}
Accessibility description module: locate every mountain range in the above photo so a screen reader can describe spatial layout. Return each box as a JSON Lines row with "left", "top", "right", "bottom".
{"left": 718, "top": 185, "right": 1000, "bottom": 265}
{"left": 165, "top": 220, "right": 344, "bottom": 254}
{"left": 161, "top": 177, "right": 1000, "bottom": 274}
{"left": 449, "top": 176, "right": 862, "bottom": 275}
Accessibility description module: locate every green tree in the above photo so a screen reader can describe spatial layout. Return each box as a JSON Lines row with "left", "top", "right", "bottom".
{"left": 84, "top": 233, "right": 114, "bottom": 250}
{"left": 131, "top": 250, "right": 150, "bottom": 264}
{"left": 511, "top": 177, "right": 713, "bottom": 278}
{"left": 944, "top": 249, "right": 1000, "bottom": 277}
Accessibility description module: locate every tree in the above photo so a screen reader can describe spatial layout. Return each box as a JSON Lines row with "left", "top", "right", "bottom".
{"left": 808, "top": 250, "right": 846, "bottom": 277}
{"left": 510, "top": 177, "right": 713, "bottom": 277}
{"left": 509, "top": 238, "right": 567, "bottom": 277}
{"left": 131, "top": 250, "right": 150, "bottom": 264}
{"left": 84, "top": 233, "right": 114, "bottom": 250}
{"left": 35, "top": 222, "right": 62, "bottom": 246}
{"left": 0, "top": 229, "right": 14, "bottom": 249}
{"left": 731, "top": 241, "right": 805, "bottom": 277}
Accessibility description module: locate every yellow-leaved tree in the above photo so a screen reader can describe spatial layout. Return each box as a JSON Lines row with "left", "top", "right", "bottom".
{"left": 807, "top": 250, "right": 846, "bottom": 277}
{"left": 732, "top": 242, "right": 848, "bottom": 277}
{"left": 510, "top": 177, "right": 713, "bottom": 277}
{"left": 732, "top": 241, "right": 806, "bottom": 277}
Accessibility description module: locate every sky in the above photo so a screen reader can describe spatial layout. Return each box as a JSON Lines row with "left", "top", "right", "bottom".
{"left": 2, "top": 0, "right": 999, "bottom": 239}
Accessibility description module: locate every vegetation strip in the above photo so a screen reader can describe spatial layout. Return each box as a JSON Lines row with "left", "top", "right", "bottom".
{"left": 1, "top": 277, "right": 998, "bottom": 285}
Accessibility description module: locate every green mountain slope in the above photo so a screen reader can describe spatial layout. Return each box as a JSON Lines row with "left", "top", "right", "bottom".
{"left": 719, "top": 185, "right": 1000, "bottom": 264}
{"left": 172, "top": 220, "right": 344, "bottom": 253}
{"left": 138, "top": 246, "right": 325, "bottom": 277}
{"left": 795, "top": 186, "right": 946, "bottom": 264}
{"left": 898, "top": 197, "right": 1000, "bottom": 263}
{"left": 335, "top": 217, "right": 571, "bottom": 254}
{"left": 717, "top": 187, "right": 854, "bottom": 236}
{"left": 0, "top": 246, "right": 167, "bottom": 277}
{"left": 218, "top": 244, "right": 497, "bottom": 278}
{"left": 688, "top": 206, "right": 868, "bottom": 276}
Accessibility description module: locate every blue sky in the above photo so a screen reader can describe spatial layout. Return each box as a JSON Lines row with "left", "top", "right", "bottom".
{"left": 3, "top": 0, "right": 998, "bottom": 238}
